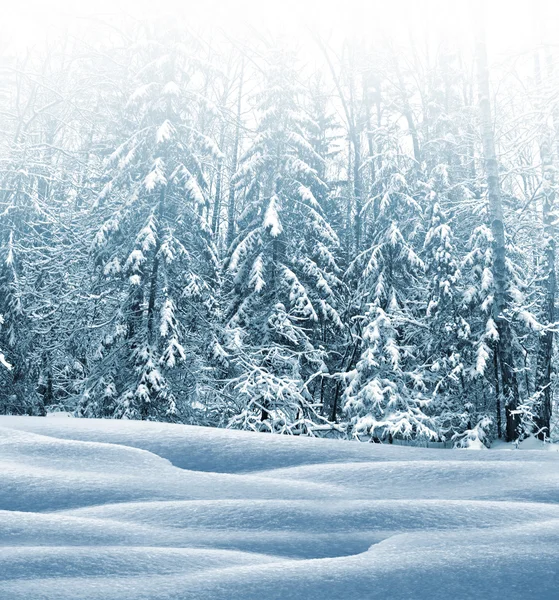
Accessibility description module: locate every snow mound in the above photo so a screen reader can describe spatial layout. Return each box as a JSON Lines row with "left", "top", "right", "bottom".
{"left": 0, "top": 416, "right": 558, "bottom": 599}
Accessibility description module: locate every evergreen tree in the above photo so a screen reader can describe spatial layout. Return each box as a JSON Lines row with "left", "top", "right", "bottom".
{"left": 223, "top": 46, "right": 343, "bottom": 433}
{"left": 78, "top": 32, "right": 220, "bottom": 421}
{"left": 343, "top": 142, "right": 435, "bottom": 441}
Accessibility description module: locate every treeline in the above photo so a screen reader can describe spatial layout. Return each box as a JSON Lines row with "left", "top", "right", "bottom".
{"left": 0, "top": 17, "right": 557, "bottom": 445}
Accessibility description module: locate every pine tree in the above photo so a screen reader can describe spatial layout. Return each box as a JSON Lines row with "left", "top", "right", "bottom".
{"left": 223, "top": 45, "right": 343, "bottom": 433}
{"left": 419, "top": 165, "right": 470, "bottom": 441}
{"left": 78, "top": 31, "right": 220, "bottom": 421}
{"left": 343, "top": 304, "right": 438, "bottom": 441}
{"left": 343, "top": 141, "right": 435, "bottom": 441}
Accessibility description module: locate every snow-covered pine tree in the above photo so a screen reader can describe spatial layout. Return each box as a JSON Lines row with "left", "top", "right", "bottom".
{"left": 457, "top": 209, "right": 541, "bottom": 441}
{"left": 419, "top": 165, "right": 469, "bottom": 440}
{"left": 0, "top": 44, "right": 90, "bottom": 416}
{"left": 343, "top": 303, "right": 438, "bottom": 442}
{"left": 78, "top": 31, "right": 221, "bottom": 421}
{"left": 343, "top": 142, "right": 438, "bottom": 442}
{"left": 417, "top": 167, "right": 502, "bottom": 444}
{"left": 0, "top": 230, "right": 27, "bottom": 413}
{"left": 223, "top": 45, "right": 343, "bottom": 434}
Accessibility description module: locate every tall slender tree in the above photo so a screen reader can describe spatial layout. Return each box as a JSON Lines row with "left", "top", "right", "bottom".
{"left": 475, "top": 18, "right": 520, "bottom": 441}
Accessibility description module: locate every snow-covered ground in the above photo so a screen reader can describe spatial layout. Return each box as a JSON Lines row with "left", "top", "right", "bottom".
{"left": 0, "top": 416, "right": 558, "bottom": 599}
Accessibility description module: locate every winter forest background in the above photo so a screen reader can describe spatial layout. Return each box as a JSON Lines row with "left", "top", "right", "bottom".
{"left": 1, "top": 0, "right": 558, "bottom": 447}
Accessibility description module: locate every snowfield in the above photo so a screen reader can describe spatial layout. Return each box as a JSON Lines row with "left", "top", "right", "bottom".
{"left": 0, "top": 417, "right": 558, "bottom": 599}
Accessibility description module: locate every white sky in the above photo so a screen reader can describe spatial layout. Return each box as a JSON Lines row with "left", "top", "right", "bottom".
{"left": 2, "top": 0, "right": 559, "bottom": 60}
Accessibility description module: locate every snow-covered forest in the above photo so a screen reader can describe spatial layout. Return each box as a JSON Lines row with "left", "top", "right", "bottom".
{"left": 1, "top": 1, "right": 558, "bottom": 447}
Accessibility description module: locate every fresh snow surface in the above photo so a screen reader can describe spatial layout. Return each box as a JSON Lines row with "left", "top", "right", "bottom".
{"left": 0, "top": 416, "right": 558, "bottom": 599}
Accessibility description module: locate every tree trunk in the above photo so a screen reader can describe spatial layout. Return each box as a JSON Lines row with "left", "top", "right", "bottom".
{"left": 534, "top": 49, "right": 556, "bottom": 439}
{"left": 211, "top": 155, "right": 223, "bottom": 237}
{"left": 212, "top": 78, "right": 231, "bottom": 238}
{"left": 226, "top": 59, "right": 244, "bottom": 249}
{"left": 316, "top": 37, "right": 362, "bottom": 253}
{"left": 347, "top": 51, "right": 362, "bottom": 253}
{"left": 394, "top": 57, "right": 421, "bottom": 165}
{"left": 493, "top": 347, "right": 502, "bottom": 438}
{"left": 352, "top": 127, "right": 362, "bottom": 252}
{"left": 475, "top": 17, "right": 520, "bottom": 441}
{"left": 146, "top": 188, "right": 165, "bottom": 343}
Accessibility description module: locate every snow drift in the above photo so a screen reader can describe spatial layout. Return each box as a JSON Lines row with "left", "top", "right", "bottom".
{"left": 0, "top": 416, "right": 558, "bottom": 599}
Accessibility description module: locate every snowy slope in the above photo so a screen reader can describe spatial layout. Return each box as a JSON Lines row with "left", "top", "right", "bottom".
{"left": 0, "top": 416, "right": 558, "bottom": 599}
